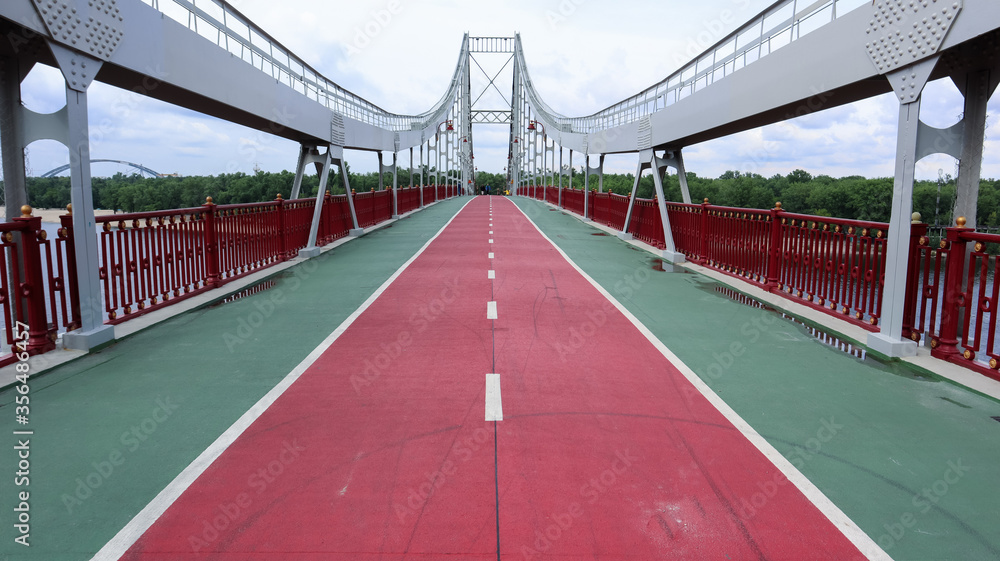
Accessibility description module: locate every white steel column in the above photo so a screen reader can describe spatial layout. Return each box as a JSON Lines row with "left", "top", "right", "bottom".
{"left": 558, "top": 146, "right": 563, "bottom": 207}
{"left": 331, "top": 147, "right": 362, "bottom": 235}
{"left": 952, "top": 68, "right": 995, "bottom": 229}
{"left": 300, "top": 147, "right": 333, "bottom": 258}
{"left": 392, "top": 151, "right": 399, "bottom": 218}
{"left": 568, "top": 149, "right": 573, "bottom": 204}
{"left": 289, "top": 144, "right": 310, "bottom": 200}
{"left": 621, "top": 154, "right": 645, "bottom": 241}
{"left": 62, "top": 84, "right": 115, "bottom": 348}
{"left": 651, "top": 152, "right": 685, "bottom": 263}
{"left": 598, "top": 154, "right": 605, "bottom": 193}
{"left": 867, "top": 58, "right": 939, "bottom": 357}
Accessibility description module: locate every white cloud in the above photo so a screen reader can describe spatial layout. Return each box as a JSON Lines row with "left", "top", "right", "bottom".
{"left": 5, "top": 0, "right": 999, "bottom": 184}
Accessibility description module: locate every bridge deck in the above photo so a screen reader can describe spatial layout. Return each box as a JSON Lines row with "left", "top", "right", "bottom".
{"left": 2, "top": 196, "right": 999, "bottom": 561}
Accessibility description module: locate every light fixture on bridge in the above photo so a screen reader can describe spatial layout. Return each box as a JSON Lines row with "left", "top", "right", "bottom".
{"left": 446, "top": 120, "right": 455, "bottom": 131}
{"left": 527, "top": 121, "right": 536, "bottom": 131}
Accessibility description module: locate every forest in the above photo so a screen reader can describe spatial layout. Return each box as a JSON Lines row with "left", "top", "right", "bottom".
{"left": 6, "top": 165, "right": 1000, "bottom": 229}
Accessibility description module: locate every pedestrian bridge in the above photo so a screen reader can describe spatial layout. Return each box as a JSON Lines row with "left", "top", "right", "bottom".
{"left": 1, "top": 0, "right": 1000, "bottom": 559}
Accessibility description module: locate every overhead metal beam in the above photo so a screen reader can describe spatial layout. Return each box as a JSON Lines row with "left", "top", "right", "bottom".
{"left": 472, "top": 110, "right": 512, "bottom": 124}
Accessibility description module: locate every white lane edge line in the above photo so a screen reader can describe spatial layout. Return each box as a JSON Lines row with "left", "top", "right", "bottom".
{"left": 485, "top": 373, "right": 503, "bottom": 421}
{"left": 487, "top": 301, "right": 498, "bottom": 320}
{"left": 507, "top": 198, "right": 891, "bottom": 561}
{"left": 91, "top": 198, "right": 478, "bottom": 561}
{"left": 488, "top": 270, "right": 496, "bottom": 280}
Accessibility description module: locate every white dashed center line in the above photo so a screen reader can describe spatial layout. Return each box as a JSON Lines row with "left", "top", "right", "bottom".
{"left": 485, "top": 374, "right": 503, "bottom": 421}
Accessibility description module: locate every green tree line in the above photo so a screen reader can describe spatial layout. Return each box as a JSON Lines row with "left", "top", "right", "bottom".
{"left": 6, "top": 167, "right": 1000, "bottom": 227}
{"left": 518, "top": 167, "right": 1000, "bottom": 228}
{"left": 5, "top": 164, "right": 459, "bottom": 214}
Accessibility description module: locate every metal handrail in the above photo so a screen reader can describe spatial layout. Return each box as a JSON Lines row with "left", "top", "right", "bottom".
{"left": 143, "top": 0, "right": 466, "bottom": 133}
{"left": 517, "top": 0, "right": 869, "bottom": 134}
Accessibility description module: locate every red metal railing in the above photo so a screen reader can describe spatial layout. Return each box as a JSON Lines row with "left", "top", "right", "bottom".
{"left": 422, "top": 185, "right": 437, "bottom": 204}
{"left": 702, "top": 206, "right": 771, "bottom": 282}
{"left": 666, "top": 202, "right": 703, "bottom": 258}
{"left": 354, "top": 190, "right": 393, "bottom": 228}
{"left": 664, "top": 201, "right": 890, "bottom": 330}
{"left": 775, "top": 213, "right": 889, "bottom": 329}
{"left": 926, "top": 224, "right": 1000, "bottom": 381}
{"left": 592, "top": 192, "right": 629, "bottom": 231}
{"left": 435, "top": 184, "right": 456, "bottom": 200}
{"left": 1, "top": 186, "right": 448, "bottom": 364}
{"left": 545, "top": 186, "right": 558, "bottom": 205}
{"left": 0, "top": 214, "right": 59, "bottom": 366}
{"left": 529, "top": 189, "right": 1000, "bottom": 379}
{"left": 627, "top": 198, "right": 665, "bottom": 249}
{"left": 904, "top": 222, "right": 940, "bottom": 344}
{"left": 549, "top": 193, "right": 895, "bottom": 331}
{"left": 396, "top": 187, "right": 421, "bottom": 215}
{"left": 562, "top": 189, "right": 584, "bottom": 215}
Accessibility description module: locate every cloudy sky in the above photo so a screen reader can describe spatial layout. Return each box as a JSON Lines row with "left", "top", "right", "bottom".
{"left": 7, "top": 0, "right": 1000, "bottom": 182}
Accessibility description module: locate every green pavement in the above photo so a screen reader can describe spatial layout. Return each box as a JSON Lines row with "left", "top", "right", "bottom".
{"left": 0, "top": 197, "right": 468, "bottom": 561}
{"left": 512, "top": 198, "right": 1000, "bottom": 561}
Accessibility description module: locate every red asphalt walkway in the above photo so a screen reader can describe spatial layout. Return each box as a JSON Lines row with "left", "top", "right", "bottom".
{"left": 118, "top": 196, "right": 871, "bottom": 560}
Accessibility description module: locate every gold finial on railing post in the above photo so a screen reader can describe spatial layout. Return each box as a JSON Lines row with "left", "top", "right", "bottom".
{"left": 66, "top": 203, "right": 73, "bottom": 215}
{"left": 703, "top": 198, "right": 709, "bottom": 205}
{"left": 911, "top": 212, "right": 922, "bottom": 224}
{"left": 774, "top": 201, "right": 782, "bottom": 211}
{"left": 205, "top": 196, "right": 215, "bottom": 206}
{"left": 957, "top": 216, "right": 967, "bottom": 228}
{"left": 276, "top": 193, "right": 283, "bottom": 201}
{"left": 21, "top": 205, "right": 32, "bottom": 218}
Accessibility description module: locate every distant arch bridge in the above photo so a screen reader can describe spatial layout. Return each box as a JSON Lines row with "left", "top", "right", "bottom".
{"left": 40, "top": 159, "right": 162, "bottom": 178}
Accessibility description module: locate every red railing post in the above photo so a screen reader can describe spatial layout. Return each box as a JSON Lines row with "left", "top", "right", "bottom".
{"left": 13, "top": 207, "right": 56, "bottom": 354}
{"left": 901, "top": 213, "right": 928, "bottom": 341}
{"left": 765, "top": 201, "right": 784, "bottom": 292}
{"left": 699, "top": 198, "right": 710, "bottom": 264}
{"left": 322, "top": 191, "right": 333, "bottom": 244}
{"left": 932, "top": 217, "right": 970, "bottom": 358}
{"left": 203, "top": 197, "right": 221, "bottom": 288}
{"left": 60, "top": 207, "right": 82, "bottom": 331}
{"left": 275, "top": 194, "right": 289, "bottom": 260}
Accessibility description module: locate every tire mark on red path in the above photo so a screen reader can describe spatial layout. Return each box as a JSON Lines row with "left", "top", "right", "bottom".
{"left": 121, "top": 197, "right": 500, "bottom": 560}
{"left": 488, "top": 196, "right": 874, "bottom": 560}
